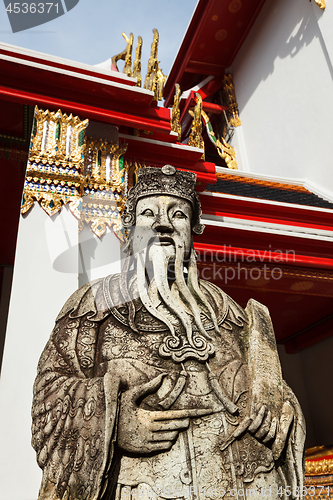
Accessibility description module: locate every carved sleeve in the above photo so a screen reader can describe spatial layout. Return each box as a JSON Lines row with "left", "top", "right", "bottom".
{"left": 31, "top": 312, "right": 120, "bottom": 500}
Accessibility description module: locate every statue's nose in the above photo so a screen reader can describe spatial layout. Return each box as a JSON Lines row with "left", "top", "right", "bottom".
{"left": 152, "top": 215, "right": 173, "bottom": 233}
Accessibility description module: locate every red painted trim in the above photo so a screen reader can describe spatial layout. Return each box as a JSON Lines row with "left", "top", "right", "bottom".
{"left": 164, "top": 0, "right": 267, "bottom": 106}
{"left": 0, "top": 46, "right": 137, "bottom": 87}
{"left": 200, "top": 194, "right": 333, "bottom": 230}
{"left": 194, "top": 223, "right": 333, "bottom": 262}
{"left": 185, "top": 60, "right": 225, "bottom": 76}
{"left": 0, "top": 85, "right": 172, "bottom": 134}
{"left": 204, "top": 209, "right": 333, "bottom": 233}
{"left": 202, "top": 102, "right": 227, "bottom": 114}
{"left": 119, "top": 134, "right": 204, "bottom": 162}
{"left": 164, "top": 0, "right": 216, "bottom": 106}
{"left": 305, "top": 454, "right": 333, "bottom": 462}
{"left": 193, "top": 242, "right": 333, "bottom": 270}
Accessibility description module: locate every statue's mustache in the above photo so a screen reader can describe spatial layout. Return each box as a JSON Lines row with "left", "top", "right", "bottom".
{"left": 152, "top": 235, "right": 174, "bottom": 245}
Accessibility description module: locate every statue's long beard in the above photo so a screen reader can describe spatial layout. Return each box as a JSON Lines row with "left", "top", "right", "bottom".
{"left": 124, "top": 237, "right": 219, "bottom": 344}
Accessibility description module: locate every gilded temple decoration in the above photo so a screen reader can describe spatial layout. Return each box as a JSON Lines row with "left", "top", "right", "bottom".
{"left": 201, "top": 110, "right": 238, "bottom": 170}
{"left": 171, "top": 84, "right": 181, "bottom": 142}
{"left": 21, "top": 107, "right": 129, "bottom": 238}
{"left": 123, "top": 160, "right": 146, "bottom": 197}
{"left": 70, "top": 138, "right": 128, "bottom": 238}
{"left": 304, "top": 447, "right": 333, "bottom": 500}
{"left": 143, "top": 29, "right": 167, "bottom": 101}
{"left": 313, "top": 0, "right": 326, "bottom": 9}
{"left": 111, "top": 30, "right": 167, "bottom": 97}
{"left": 223, "top": 73, "right": 241, "bottom": 127}
{"left": 132, "top": 36, "right": 143, "bottom": 87}
{"left": 111, "top": 32, "right": 134, "bottom": 78}
{"left": 22, "top": 107, "right": 88, "bottom": 217}
{"left": 188, "top": 93, "right": 204, "bottom": 152}
{"left": 306, "top": 457, "right": 333, "bottom": 476}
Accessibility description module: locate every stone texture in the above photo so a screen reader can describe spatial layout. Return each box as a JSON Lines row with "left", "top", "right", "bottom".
{"left": 32, "top": 166, "right": 305, "bottom": 500}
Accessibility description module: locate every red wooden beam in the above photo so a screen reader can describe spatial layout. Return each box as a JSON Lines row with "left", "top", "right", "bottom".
{"left": 202, "top": 102, "right": 227, "bottom": 114}
{"left": 0, "top": 85, "right": 172, "bottom": 134}
{"left": 186, "top": 60, "right": 225, "bottom": 76}
{"left": 194, "top": 223, "right": 333, "bottom": 262}
{"left": 200, "top": 193, "right": 333, "bottom": 231}
{"left": 0, "top": 45, "right": 137, "bottom": 87}
{"left": 164, "top": 0, "right": 216, "bottom": 106}
{"left": 193, "top": 242, "right": 333, "bottom": 270}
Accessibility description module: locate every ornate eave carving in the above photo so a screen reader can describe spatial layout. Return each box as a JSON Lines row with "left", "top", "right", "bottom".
{"left": 170, "top": 84, "right": 181, "bottom": 142}
{"left": 111, "top": 29, "right": 166, "bottom": 100}
{"left": 223, "top": 73, "right": 241, "bottom": 128}
{"left": 21, "top": 107, "right": 128, "bottom": 238}
{"left": 188, "top": 93, "right": 204, "bottom": 153}
{"left": 201, "top": 110, "right": 238, "bottom": 170}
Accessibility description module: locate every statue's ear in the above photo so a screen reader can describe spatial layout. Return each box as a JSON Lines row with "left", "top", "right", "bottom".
{"left": 192, "top": 223, "right": 205, "bottom": 235}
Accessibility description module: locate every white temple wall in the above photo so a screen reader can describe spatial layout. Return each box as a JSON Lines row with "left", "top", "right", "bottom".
{"left": 231, "top": 0, "right": 333, "bottom": 196}
{"left": 0, "top": 203, "right": 121, "bottom": 500}
{"left": 78, "top": 225, "right": 122, "bottom": 287}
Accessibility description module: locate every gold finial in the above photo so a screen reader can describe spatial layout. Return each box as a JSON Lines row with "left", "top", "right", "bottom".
{"left": 111, "top": 32, "right": 133, "bottom": 77}
{"left": 223, "top": 73, "right": 241, "bottom": 127}
{"left": 201, "top": 110, "right": 238, "bottom": 170}
{"left": 188, "top": 93, "right": 204, "bottom": 153}
{"left": 132, "top": 36, "right": 143, "bottom": 87}
{"left": 171, "top": 84, "right": 182, "bottom": 141}
{"left": 143, "top": 29, "right": 167, "bottom": 101}
{"left": 216, "top": 136, "right": 238, "bottom": 169}
{"left": 313, "top": 0, "right": 326, "bottom": 9}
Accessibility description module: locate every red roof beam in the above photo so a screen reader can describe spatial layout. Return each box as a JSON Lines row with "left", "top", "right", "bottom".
{"left": 185, "top": 60, "right": 225, "bottom": 76}
{"left": 194, "top": 242, "right": 333, "bottom": 271}
{"left": 200, "top": 193, "right": 333, "bottom": 231}
{"left": 0, "top": 85, "right": 172, "bottom": 134}
{"left": 164, "top": 0, "right": 217, "bottom": 106}
{"left": 0, "top": 44, "right": 137, "bottom": 87}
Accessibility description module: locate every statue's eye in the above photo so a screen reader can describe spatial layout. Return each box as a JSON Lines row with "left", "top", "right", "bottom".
{"left": 140, "top": 208, "right": 154, "bottom": 217}
{"left": 173, "top": 210, "right": 186, "bottom": 218}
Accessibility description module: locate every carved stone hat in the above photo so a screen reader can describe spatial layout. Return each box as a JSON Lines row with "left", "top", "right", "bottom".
{"left": 122, "top": 165, "right": 205, "bottom": 235}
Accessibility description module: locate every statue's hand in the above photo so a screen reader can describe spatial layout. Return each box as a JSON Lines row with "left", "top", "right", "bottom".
{"left": 117, "top": 373, "right": 213, "bottom": 454}
{"left": 231, "top": 401, "right": 294, "bottom": 460}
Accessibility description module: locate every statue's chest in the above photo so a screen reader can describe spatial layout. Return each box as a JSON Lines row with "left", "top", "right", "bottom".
{"left": 98, "top": 315, "right": 243, "bottom": 371}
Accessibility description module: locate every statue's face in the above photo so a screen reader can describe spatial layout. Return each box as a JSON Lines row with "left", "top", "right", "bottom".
{"left": 133, "top": 195, "right": 192, "bottom": 262}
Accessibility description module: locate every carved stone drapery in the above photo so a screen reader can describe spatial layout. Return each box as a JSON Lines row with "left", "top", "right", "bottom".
{"left": 32, "top": 165, "right": 306, "bottom": 500}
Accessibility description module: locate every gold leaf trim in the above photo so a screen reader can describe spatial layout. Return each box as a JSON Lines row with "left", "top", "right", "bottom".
{"left": 313, "top": 0, "right": 326, "bottom": 10}
{"left": 201, "top": 110, "right": 237, "bottom": 169}
{"left": 223, "top": 73, "right": 241, "bottom": 127}
{"left": 306, "top": 458, "right": 333, "bottom": 476}
{"left": 188, "top": 93, "right": 204, "bottom": 153}
{"left": 171, "top": 84, "right": 182, "bottom": 142}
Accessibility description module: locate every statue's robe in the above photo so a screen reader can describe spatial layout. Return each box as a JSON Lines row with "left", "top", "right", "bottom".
{"left": 32, "top": 274, "right": 305, "bottom": 500}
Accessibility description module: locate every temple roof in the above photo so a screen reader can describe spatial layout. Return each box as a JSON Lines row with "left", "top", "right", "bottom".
{"left": 206, "top": 173, "right": 333, "bottom": 210}
{"left": 164, "top": 0, "right": 267, "bottom": 106}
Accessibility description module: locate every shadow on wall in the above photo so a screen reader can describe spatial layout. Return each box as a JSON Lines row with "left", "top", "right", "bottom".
{"left": 231, "top": 0, "right": 330, "bottom": 109}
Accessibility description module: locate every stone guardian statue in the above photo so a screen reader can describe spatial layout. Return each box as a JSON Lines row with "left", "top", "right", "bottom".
{"left": 32, "top": 165, "right": 305, "bottom": 500}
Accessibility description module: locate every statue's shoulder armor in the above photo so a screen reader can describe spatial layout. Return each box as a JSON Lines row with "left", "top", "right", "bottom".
{"left": 199, "top": 279, "right": 249, "bottom": 329}
{"left": 55, "top": 275, "right": 119, "bottom": 323}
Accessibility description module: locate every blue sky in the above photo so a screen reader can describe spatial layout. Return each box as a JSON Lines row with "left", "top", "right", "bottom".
{"left": 0, "top": 0, "right": 197, "bottom": 78}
